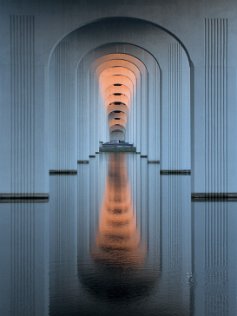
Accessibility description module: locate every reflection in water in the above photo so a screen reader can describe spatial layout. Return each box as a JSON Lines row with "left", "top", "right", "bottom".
{"left": 1, "top": 155, "right": 237, "bottom": 316}
{"left": 193, "top": 202, "right": 233, "bottom": 316}
{"left": 79, "top": 153, "right": 158, "bottom": 301}
{"left": 0, "top": 203, "right": 48, "bottom": 316}
{"left": 93, "top": 153, "right": 145, "bottom": 267}
{"left": 49, "top": 175, "right": 78, "bottom": 316}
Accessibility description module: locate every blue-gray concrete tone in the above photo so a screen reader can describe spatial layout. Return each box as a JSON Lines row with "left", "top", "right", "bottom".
{"left": 0, "top": 0, "right": 236, "bottom": 195}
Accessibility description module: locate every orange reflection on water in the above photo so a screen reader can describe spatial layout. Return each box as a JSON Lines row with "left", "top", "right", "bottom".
{"left": 93, "top": 153, "right": 145, "bottom": 267}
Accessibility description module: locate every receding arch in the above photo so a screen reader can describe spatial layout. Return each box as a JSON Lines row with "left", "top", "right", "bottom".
{"left": 47, "top": 17, "right": 191, "bottom": 168}
{"left": 48, "top": 16, "right": 192, "bottom": 67}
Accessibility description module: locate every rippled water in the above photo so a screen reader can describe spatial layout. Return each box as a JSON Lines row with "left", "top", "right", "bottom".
{"left": 0, "top": 153, "right": 236, "bottom": 316}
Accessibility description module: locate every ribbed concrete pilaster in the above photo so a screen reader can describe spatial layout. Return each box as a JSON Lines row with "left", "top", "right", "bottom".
{"left": 10, "top": 16, "right": 35, "bottom": 193}
{"left": 204, "top": 18, "right": 228, "bottom": 193}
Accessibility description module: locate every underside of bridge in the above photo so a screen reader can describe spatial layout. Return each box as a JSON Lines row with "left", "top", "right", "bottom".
{"left": 0, "top": 0, "right": 236, "bottom": 197}
{"left": 1, "top": 2, "right": 237, "bottom": 316}
{"left": 48, "top": 19, "right": 190, "bottom": 170}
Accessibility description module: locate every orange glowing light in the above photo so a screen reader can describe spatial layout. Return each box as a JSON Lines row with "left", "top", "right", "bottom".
{"left": 93, "top": 154, "right": 145, "bottom": 267}
{"left": 97, "top": 58, "right": 137, "bottom": 141}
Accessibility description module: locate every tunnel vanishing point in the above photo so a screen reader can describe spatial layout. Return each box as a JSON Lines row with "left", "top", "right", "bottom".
{"left": 0, "top": 0, "right": 237, "bottom": 201}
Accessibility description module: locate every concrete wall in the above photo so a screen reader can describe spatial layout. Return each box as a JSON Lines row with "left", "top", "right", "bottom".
{"left": 0, "top": 0, "right": 237, "bottom": 194}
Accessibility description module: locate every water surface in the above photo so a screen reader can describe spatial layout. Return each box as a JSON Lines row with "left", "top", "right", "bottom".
{"left": 0, "top": 153, "right": 236, "bottom": 316}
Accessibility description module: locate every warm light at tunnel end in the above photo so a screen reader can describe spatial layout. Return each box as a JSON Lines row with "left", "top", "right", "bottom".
{"left": 98, "top": 60, "right": 137, "bottom": 141}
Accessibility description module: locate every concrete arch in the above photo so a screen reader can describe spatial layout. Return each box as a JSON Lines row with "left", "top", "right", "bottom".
{"left": 105, "top": 85, "right": 131, "bottom": 99}
{"left": 96, "top": 54, "right": 143, "bottom": 144}
{"left": 99, "top": 64, "right": 135, "bottom": 139}
{"left": 95, "top": 57, "right": 142, "bottom": 83}
{"left": 109, "top": 111, "right": 127, "bottom": 121}
{"left": 76, "top": 50, "right": 147, "bottom": 156}
{"left": 77, "top": 48, "right": 157, "bottom": 158}
{"left": 78, "top": 46, "right": 158, "bottom": 158}
{"left": 100, "top": 67, "right": 136, "bottom": 82}
{"left": 107, "top": 103, "right": 128, "bottom": 115}
{"left": 48, "top": 17, "right": 190, "bottom": 172}
{"left": 90, "top": 52, "right": 148, "bottom": 153}
{"left": 105, "top": 94, "right": 130, "bottom": 107}
{"left": 47, "top": 17, "right": 191, "bottom": 67}
{"left": 109, "top": 118, "right": 127, "bottom": 128}
{"left": 110, "top": 125, "right": 126, "bottom": 133}
{"left": 100, "top": 75, "right": 134, "bottom": 93}
{"left": 109, "top": 112, "right": 127, "bottom": 123}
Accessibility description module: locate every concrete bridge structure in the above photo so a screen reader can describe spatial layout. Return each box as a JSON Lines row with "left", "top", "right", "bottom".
{"left": 0, "top": 0, "right": 236, "bottom": 198}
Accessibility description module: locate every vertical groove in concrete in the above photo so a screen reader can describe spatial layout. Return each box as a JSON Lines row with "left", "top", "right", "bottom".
{"left": 53, "top": 40, "right": 72, "bottom": 170}
{"left": 168, "top": 43, "right": 182, "bottom": 170}
{"left": 10, "top": 16, "right": 35, "bottom": 194}
{"left": 205, "top": 18, "right": 228, "bottom": 193}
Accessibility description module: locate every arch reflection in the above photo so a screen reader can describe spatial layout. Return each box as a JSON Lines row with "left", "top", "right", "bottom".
{"left": 78, "top": 153, "right": 159, "bottom": 302}
{"left": 93, "top": 153, "right": 145, "bottom": 267}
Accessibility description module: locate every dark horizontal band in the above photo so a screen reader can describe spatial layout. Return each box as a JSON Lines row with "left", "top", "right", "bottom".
{"left": 192, "top": 193, "right": 237, "bottom": 201}
{"left": 148, "top": 160, "right": 160, "bottom": 164}
{"left": 160, "top": 170, "right": 191, "bottom": 175}
{"left": 140, "top": 155, "right": 148, "bottom": 158}
{"left": 0, "top": 193, "right": 49, "bottom": 203}
{"left": 77, "top": 160, "right": 89, "bottom": 164}
{"left": 89, "top": 155, "right": 96, "bottom": 158}
{"left": 99, "top": 148, "right": 136, "bottom": 152}
{"left": 49, "top": 170, "right": 77, "bottom": 175}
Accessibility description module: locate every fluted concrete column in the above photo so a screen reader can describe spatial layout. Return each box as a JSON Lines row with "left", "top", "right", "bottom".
{"left": 49, "top": 40, "right": 77, "bottom": 170}
{"left": 77, "top": 60, "right": 90, "bottom": 160}
{"left": 204, "top": 19, "right": 228, "bottom": 193}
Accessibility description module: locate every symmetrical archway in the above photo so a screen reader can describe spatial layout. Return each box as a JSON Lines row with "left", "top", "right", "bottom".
{"left": 47, "top": 17, "right": 191, "bottom": 171}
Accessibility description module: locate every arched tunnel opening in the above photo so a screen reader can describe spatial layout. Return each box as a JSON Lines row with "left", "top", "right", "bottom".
{"left": 99, "top": 62, "right": 134, "bottom": 144}
{"left": 46, "top": 17, "right": 192, "bottom": 314}
{"left": 1, "top": 3, "right": 234, "bottom": 315}
{"left": 48, "top": 18, "right": 191, "bottom": 169}
{"left": 47, "top": 19, "right": 192, "bottom": 308}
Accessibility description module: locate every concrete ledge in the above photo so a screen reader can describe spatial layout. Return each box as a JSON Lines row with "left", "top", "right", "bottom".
{"left": 49, "top": 170, "right": 77, "bottom": 175}
{"left": 148, "top": 160, "right": 160, "bottom": 164}
{"left": 99, "top": 147, "right": 136, "bottom": 152}
{"left": 77, "top": 160, "right": 89, "bottom": 164}
{"left": 160, "top": 170, "right": 191, "bottom": 175}
{"left": 99, "top": 142, "right": 136, "bottom": 152}
{"left": 0, "top": 193, "right": 49, "bottom": 203}
{"left": 192, "top": 193, "right": 237, "bottom": 201}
